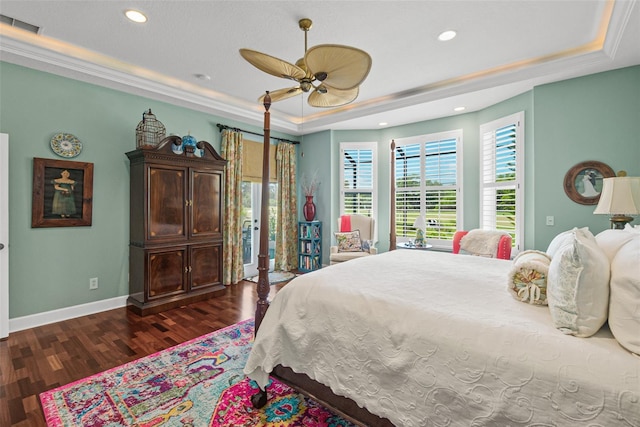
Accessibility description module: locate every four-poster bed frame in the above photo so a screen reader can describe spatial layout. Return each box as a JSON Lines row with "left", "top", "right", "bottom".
{"left": 250, "top": 95, "right": 394, "bottom": 425}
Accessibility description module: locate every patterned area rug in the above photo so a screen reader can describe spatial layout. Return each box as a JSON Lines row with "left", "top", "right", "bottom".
{"left": 40, "top": 319, "right": 355, "bottom": 426}
{"left": 246, "top": 271, "right": 299, "bottom": 285}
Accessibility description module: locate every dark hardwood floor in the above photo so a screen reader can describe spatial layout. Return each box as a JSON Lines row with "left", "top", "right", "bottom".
{"left": 0, "top": 280, "right": 286, "bottom": 427}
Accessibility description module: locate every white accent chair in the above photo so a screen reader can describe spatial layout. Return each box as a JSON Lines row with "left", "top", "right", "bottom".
{"left": 329, "top": 214, "right": 377, "bottom": 265}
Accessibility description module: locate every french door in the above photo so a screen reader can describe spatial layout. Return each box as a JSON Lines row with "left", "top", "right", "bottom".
{"left": 242, "top": 181, "right": 277, "bottom": 278}
{"left": 1, "top": 134, "right": 9, "bottom": 339}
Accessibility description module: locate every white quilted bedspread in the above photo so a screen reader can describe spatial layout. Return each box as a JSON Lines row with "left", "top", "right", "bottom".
{"left": 244, "top": 250, "right": 640, "bottom": 426}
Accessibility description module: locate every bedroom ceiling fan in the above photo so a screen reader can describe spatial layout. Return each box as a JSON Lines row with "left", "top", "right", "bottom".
{"left": 239, "top": 18, "right": 372, "bottom": 108}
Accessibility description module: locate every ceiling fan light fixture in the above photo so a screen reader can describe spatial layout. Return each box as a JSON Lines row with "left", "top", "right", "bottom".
{"left": 240, "top": 18, "right": 371, "bottom": 108}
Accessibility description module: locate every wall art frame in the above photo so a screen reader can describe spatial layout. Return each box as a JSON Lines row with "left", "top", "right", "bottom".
{"left": 563, "top": 160, "right": 615, "bottom": 205}
{"left": 32, "top": 157, "right": 94, "bottom": 228}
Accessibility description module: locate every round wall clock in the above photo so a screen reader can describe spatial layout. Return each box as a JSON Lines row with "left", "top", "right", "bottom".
{"left": 50, "top": 133, "right": 82, "bottom": 158}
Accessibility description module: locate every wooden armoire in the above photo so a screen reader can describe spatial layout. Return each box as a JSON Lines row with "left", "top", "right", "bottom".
{"left": 126, "top": 136, "right": 226, "bottom": 315}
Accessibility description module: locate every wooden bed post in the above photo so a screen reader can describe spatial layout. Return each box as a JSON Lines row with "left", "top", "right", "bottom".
{"left": 389, "top": 139, "right": 397, "bottom": 251}
{"left": 255, "top": 92, "right": 272, "bottom": 334}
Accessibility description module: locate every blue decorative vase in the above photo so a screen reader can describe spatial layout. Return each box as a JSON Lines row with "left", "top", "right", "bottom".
{"left": 182, "top": 133, "right": 197, "bottom": 148}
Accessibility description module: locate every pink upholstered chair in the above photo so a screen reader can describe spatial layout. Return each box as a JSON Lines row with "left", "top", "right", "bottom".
{"left": 453, "top": 229, "right": 512, "bottom": 260}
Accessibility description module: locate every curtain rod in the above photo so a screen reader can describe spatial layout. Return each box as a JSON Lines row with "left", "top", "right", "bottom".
{"left": 216, "top": 123, "right": 299, "bottom": 145}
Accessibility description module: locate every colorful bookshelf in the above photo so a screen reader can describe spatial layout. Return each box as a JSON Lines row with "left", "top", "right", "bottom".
{"left": 298, "top": 221, "right": 322, "bottom": 272}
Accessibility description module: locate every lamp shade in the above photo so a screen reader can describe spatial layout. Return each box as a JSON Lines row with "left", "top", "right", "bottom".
{"left": 593, "top": 177, "right": 640, "bottom": 215}
{"left": 413, "top": 215, "right": 426, "bottom": 231}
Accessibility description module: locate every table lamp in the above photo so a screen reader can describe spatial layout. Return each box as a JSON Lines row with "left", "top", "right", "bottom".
{"left": 593, "top": 176, "right": 640, "bottom": 229}
{"left": 413, "top": 216, "right": 426, "bottom": 247}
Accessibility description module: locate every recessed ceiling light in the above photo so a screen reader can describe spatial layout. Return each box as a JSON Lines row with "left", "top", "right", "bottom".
{"left": 125, "top": 10, "right": 147, "bottom": 23}
{"left": 454, "top": 106, "right": 465, "bottom": 112}
{"left": 378, "top": 122, "right": 388, "bottom": 126}
{"left": 438, "top": 30, "right": 457, "bottom": 41}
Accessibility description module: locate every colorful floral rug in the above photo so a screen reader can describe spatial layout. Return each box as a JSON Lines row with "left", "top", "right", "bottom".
{"left": 40, "top": 319, "right": 356, "bottom": 426}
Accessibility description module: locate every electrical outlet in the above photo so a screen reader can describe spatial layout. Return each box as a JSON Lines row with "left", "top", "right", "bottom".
{"left": 89, "top": 277, "right": 98, "bottom": 290}
{"left": 546, "top": 216, "right": 554, "bottom": 226}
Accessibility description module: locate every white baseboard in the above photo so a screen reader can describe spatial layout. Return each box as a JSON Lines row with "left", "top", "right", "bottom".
{"left": 9, "top": 295, "right": 129, "bottom": 333}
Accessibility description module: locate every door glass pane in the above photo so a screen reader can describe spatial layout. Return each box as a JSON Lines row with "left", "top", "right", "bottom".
{"left": 267, "top": 182, "right": 277, "bottom": 262}
{"left": 241, "top": 181, "right": 253, "bottom": 265}
{"left": 242, "top": 182, "right": 278, "bottom": 273}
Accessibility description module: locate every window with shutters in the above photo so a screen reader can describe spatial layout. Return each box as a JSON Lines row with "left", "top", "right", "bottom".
{"left": 394, "top": 130, "right": 462, "bottom": 247}
{"left": 340, "top": 142, "right": 377, "bottom": 221}
{"left": 479, "top": 112, "right": 524, "bottom": 254}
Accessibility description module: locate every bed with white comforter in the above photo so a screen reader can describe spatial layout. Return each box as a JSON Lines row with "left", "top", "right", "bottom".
{"left": 244, "top": 249, "right": 639, "bottom": 426}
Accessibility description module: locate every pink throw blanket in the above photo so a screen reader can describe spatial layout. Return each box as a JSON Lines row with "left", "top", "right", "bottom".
{"left": 340, "top": 215, "right": 351, "bottom": 232}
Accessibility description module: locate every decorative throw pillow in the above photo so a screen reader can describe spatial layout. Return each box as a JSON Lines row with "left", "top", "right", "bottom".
{"left": 547, "top": 228, "right": 610, "bottom": 337}
{"left": 361, "top": 239, "right": 373, "bottom": 252}
{"left": 607, "top": 234, "right": 640, "bottom": 355}
{"left": 507, "top": 250, "right": 551, "bottom": 305}
{"left": 334, "top": 230, "right": 362, "bottom": 252}
{"left": 546, "top": 227, "right": 590, "bottom": 258}
{"left": 595, "top": 225, "right": 639, "bottom": 263}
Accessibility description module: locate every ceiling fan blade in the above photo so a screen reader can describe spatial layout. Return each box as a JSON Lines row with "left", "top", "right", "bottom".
{"left": 308, "top": 85, "right": 359, "bottom": 108}
{"left": 239, "top": 49, "right": 306, "bottom": 81}
{"left": 258, "top": 87, "right": 303, "bottom": 103}
{"left": 305, "top": 44, "right": 372, "bottom": 91}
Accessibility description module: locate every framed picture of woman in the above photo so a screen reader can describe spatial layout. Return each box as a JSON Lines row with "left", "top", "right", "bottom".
{"left": 31, "top": 158, "right": 94, "bottom": 227}
{"left": 563, "top": 160, "right": 615, "bottom": 205}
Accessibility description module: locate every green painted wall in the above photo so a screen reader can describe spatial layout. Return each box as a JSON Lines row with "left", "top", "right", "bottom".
{"left": 532, "top": 66, "right": 640, "bottom": 248}
{"left": 2, "top": 61, "right": 638, "bottom": 319}
{"left": 297, "top": 131, "right": 331, "bottom": 262}
{"left": 0, "top": 62, "right": 296, "bottom": 318}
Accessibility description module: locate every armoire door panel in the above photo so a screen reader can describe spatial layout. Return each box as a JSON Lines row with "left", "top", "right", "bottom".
{"left": 148, "top": 166, "right": 187, "bottom": 240}
{"left": 191, "top": 170, "right": 222, "bottom": 238}
{"left": 190, "top": 244, "right": 221, "bottom": 289}
{"left": 147, "top": 249, "right": 186, "bottom": 298}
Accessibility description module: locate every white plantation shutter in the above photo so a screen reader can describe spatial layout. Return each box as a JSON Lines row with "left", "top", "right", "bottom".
{"left": 425, "top": 138, "right": 458, "bottom": 240}
{"left": 340, "top": 142, "right": 377, "bottom": 219}
{"left": 480, "top": 112, "right": 524, "bottom": 254}
{"left": 395, "top": 142, "right": 421, "bottom": 237}
{"left": 395, "top": 131, "right": 462, "bottom": 246}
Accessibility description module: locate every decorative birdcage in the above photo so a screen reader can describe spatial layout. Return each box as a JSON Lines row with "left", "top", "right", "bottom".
{"left": 136, "top": 109, "right": 166, "bottom": 149}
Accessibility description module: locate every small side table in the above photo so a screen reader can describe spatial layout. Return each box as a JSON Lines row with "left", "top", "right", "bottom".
{"left": 397, "top": 242, "right": 433, "bottom": 250}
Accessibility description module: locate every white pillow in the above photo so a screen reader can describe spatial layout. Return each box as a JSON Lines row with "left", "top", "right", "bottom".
{"left": 547, "top": 228, "right": 610, "bottom": 337}
{"left": 608, "top": 235, "right": 640, "bottom": 354}
{"left": 546, "top": 227, "right": 590, "bottom": 259}
{"left": 595, "top": 227, "right": 639, "bottom": 263}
